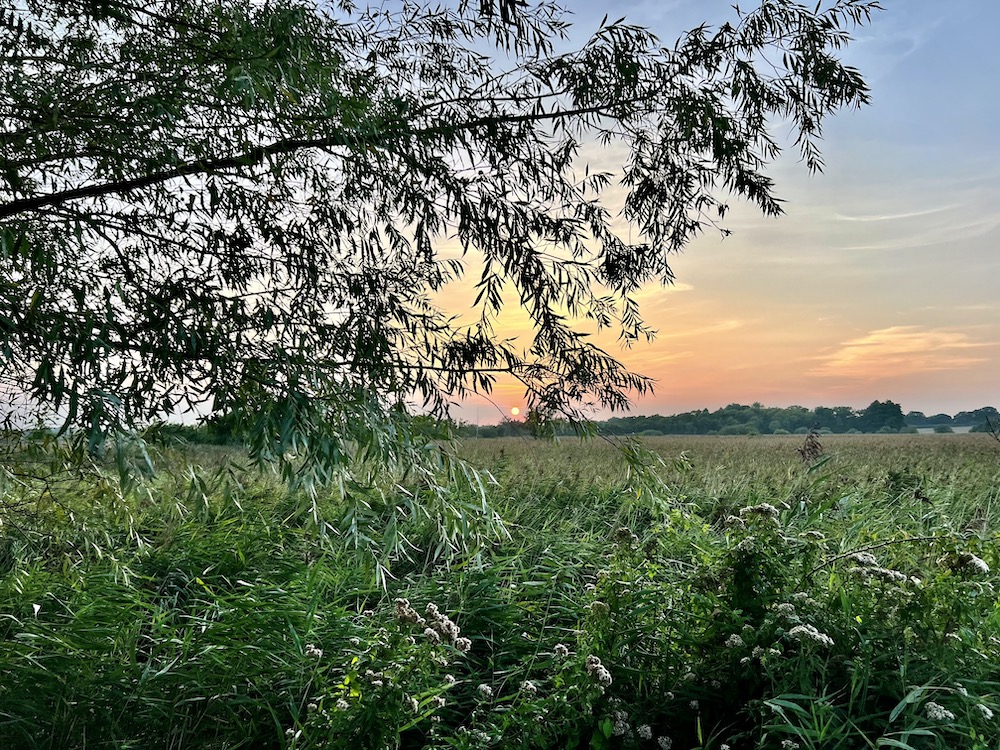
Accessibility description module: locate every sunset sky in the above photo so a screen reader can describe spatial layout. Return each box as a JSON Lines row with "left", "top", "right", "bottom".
{"left": 451, "top": 0, "right": 1000, "bottom": 424}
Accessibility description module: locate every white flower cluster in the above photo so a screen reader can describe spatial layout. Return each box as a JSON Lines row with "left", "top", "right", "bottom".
{"left": 976, "top": 703, "right": 995, "bottom": 720}
{"left": 304, "top": 643, "right": 323, "bottom": 659}
{"left": 781, "top": 741, "right": 800, "bottom": 750}
{"left": 476, "top": 683, "right": 494, "bottom": 700}
{"left": 771, "top": 602, "right": 797, "bottom": 619}
{"left": 657, "top": 736, "right": 673, "bottom": 750}
{"left": 611, "top": 709, "right": 631, "bottom": 738}
{"left": 848, "top": 551, "right": 879, "bottom": 567}
{"left": 847, "top": 565, "right": 908, "bottom": 584}
{"left": 394, "top": 598, "right": 426, "bottom": 626}
{"left": 590, "top": 600, "right": 611, "bottom": 617}
{"left": 586, "top": 655, "right": 613, "bottom": 688}
{"left": 394, "top": 599, "right": 472, "bottom": 653}
{"left": 637, "top": 724, "right": 652, "bottom": 740}
{"left": 521, "top": 680, "right": 538, "bottom": 696}
{"left": 456, "top": 727, "right": 491, "bottom": 743}
{"left": 957, "top": 552, "right": 991, "bottom": 575}
{"left": 739, "top": 503, "right": 780, "bottom": 521}
{"left": 788, "top": 624, "right": 834, "bottom": 648}
{"left": 613, "top": 526, "right": 640, "bottom": 548}
{"left": 792, "top": 591, "right": 818, "bottom": 606}
{"left": 938, "top": 552, "right": 991, "bottom": 576}
{"left": 724, "top": 634, "right": 744, "bottom": 649}
{"left": 553, "top": 643, "right": 570, "bottom": 658}
{"left": 924, "top": 701, "right": 956, "bottom": 721}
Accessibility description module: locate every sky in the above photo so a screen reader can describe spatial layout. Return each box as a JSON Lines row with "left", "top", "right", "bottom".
{"left": 451, "top": 0, "right": 1000, "bottom": 424}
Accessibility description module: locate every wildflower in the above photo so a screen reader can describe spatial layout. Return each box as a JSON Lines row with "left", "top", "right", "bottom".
{"left": 739, "top": 503, "right": 780, "bottom": 520}
{"left": 957, "top": 552, "right": 991, "bottom": 575}
{"left": 637, "top": 725, "right": 653, "bottom": 740}
{"left": 923, "top": 701, "right": 955, "bottom": 721}
{"left": 521, "top": 680, "right": 538, "bottom": 695}
{"left": 788, "top": 624, "right": 834, "bottom": 648}
{"left": 408, "top": 696, "right": 420, "bottom": 713}
{"left": 689, "top": 700, "right": 699, "bottom": 711}
{"left": 593, "top": 665, "right": 613, "bottom": 687}
{"left": 432, "top": 696, "right": 446, "bottom": 709}
{"left": 590, "top": 600, "right": 611, "bottom": 617}
{"left": 725, "top": 634, "right": 744, "bottom": 648}
{"left": 751, "top": 646, "right": 765, "bottom": 659}
{"left": 720, "top": 745, "right": 731, "bottom": 750}
{"left": 735, "top": 536, "right": 758, "bottom": 552}
{"left": 724, "top": 515, "right": 746, "bottom": 529}
{"left": 477, "top": 683, "right": 494, "bottom": 699}
{"left": 307, "top": 702, "right": 318, "bottom": 712}
{"left": 425, "top": 602, "right": 440, "bottom": 619}
{"left": 444, "top": 674, "right": 456, "bottom": 685}
{"left": 553, "top": 643, "right": 570, "bottom": 658}
{"left": 454, "top": 636, "right": 472, "bottom": 653}
{"left": 433, "top": 616, "right": 461, "bottom": 643}
{"left": 586, "top": 656, "right": 612, "bottom": 687}
{"left": 612, "top": 716, "right": 630, "bottom": 737}
{"left": 335, "top": 698, "right": 350, "bottom": 711}
{"left": 848, "top": 564, "right": 908, "bottom": 584}
{"left": 657, "top": 737, "right": 673, "bottom": 750}
{"left": 394, "top": 598, "right": 426, "bottom": 626}
{"left": 954, "top": 684, "right": 969, "bottom": 697}
{"left": 976, "top": 703, "right": 994, "bottom": 720}
{"left": 304, "top": 643, "right": 323, "bottom": 659}
{"left": 424, "top": 627, "right": 442, "bottom": 645}
{"left": 848, "top": 551, "right": 879, "bottom": 567}
{"left": 772, "top": 602, "right": 797, "bottom": 618}
{"left": 781, "top": 741, "right": 800, "bottom": 750}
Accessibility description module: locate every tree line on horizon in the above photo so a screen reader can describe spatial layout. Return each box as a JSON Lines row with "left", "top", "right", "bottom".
{"left": 147, "top": 402, "right": 1000, "bottom": 445}
{"left": 462, "top": 401, "right": 1000, "bottom": 438}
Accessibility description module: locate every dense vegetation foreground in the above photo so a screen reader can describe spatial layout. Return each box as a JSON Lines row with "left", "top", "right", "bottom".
{"left": 1, "top": 435, "right": 998, "bottom": 749}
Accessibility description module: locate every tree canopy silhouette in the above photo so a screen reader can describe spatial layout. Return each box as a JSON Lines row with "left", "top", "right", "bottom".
{"left": 2, "top": 0, "right": 878, "bottom": 487}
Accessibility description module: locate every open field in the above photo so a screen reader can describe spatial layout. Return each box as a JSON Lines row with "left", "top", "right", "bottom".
{"left": 1, "top": 434, "right": 999, "bottom": 749}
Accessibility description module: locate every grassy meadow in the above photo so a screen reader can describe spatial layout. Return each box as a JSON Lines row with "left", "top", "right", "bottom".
{"left": 1, "top": 433, "right": 999, "bottom": 749}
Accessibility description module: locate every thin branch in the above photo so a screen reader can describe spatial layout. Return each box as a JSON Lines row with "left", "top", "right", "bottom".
{"left": 810, "top": 535, "right": 954, "bottom": 575}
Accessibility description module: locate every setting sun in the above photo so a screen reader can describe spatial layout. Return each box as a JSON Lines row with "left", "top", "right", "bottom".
{"left": 510, "top": 407, "right": 520, "bottom": 417}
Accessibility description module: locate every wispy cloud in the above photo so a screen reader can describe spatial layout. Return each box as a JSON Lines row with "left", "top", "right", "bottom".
{"left": 837, "top": 214, "right": 1000, "bottom": 253}
{"left": 810, "top": 326, "right": 990, "bottom": 380}
{"left": 835, "top": 204, "right": 958, "bottom": 223}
